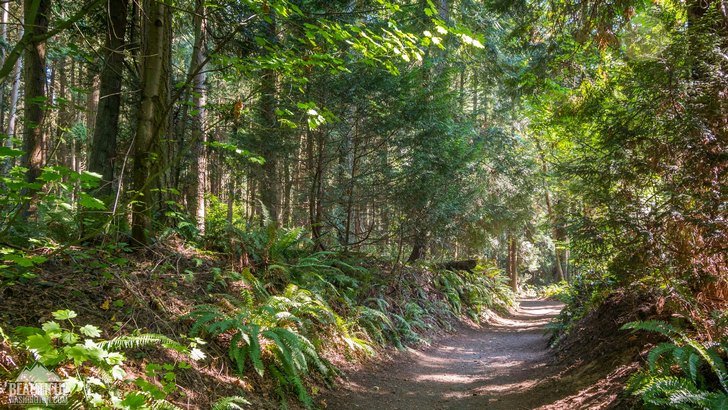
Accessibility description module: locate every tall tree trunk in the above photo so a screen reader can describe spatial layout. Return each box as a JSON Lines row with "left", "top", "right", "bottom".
{"left": 508, "top": 234, "right": 518, "bottom": 293}
{"left": 227, "top": 174, "right": 235, "bottom": 224}
{"left": 131, "top": 0, "right": 170, "bottom": 245}
{"left": 308, "top": 129, "right": 325, "bottom": 250}
{"left": 458, "top": 66, "right": 465, "bottom": 111}
{"left": 544, "top": 183, "right": 565, "bottom": 282}
{"left": 282, "top": 154, "right": 291, "bottom": 225}
{"left": 3, "top": 26, "right": 22, "bottom": 175}
{"left": 22, "top": 0, "right": 50, "bottom": 207}
{"left": 55, "top": 57, "right": 71, "bottom": 168}
{"left": 89, "top": 0, "right": 128, "bottom": 196}
{"left": 189, "top": 0, "right": 207, "bottom": 234}
{"left": 472, "top": 69, "right": 478, "bottom": 121}
{"left": 407, "top": 235, "right": 427, "bottom": 263}
{"left": 340, "top": 111, "right": 357, "bottom": 250}
{"left": 536, "top": 143, "right": 565, "bottom": 282}
{"left": 0, "top": 2, "right": 8, "bottom": 68}
{"left": 0, "top": 1, "right": 9, "bottom": 134}
{"left": 85, "top": 71, "right": 100, "bottom": 156}
{"left": 257, "top": 12, "right": 280, "bottom": 225}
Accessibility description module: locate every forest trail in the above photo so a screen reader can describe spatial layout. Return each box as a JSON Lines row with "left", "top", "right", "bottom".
{"left": 321, "top": 299, "right": 567, "bottom": 410}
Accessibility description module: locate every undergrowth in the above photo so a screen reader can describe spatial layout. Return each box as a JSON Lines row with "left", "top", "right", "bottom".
{"left": 623, "top": 320, "right": 728, "bottom": 409}
{"left": 0, "top": 310, "right": 208, "bottom": 409}
{"left": 542, "top": 271, "right": 617, "bottom": 340}
{"left": 0, "top": 221, "right": 516, "bottom": 409}
{"left": 181, "top": 222, "right": 515, "bottom": 408}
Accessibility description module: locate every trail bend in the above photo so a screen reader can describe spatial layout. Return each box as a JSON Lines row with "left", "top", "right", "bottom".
{"left": 322, "top": 299, "right": 567, "bottom": 410}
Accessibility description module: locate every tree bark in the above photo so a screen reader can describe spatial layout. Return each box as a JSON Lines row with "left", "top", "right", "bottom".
{"left": 407, "top": 234, "right": 427, "bottom": 263}
{"left": 188, "top": 0, "right": 207, "bottom": 234}
{"left": 55, "top": 57, "right": 71, "bottom": 169}
{"left": 22, "top": 0, "right": 50, "bottom": 198}
{"left": 89, "top": 0, "right": 128, "bottom": 196}
{"left": 257, "top": 11, "right": 280, "bottom": 226}
{"left": 512, "top": 236, "right": 519, "bottom": 293}
{"left": 0, "top": 2, "right": 9, "bottom": 134}
{"left": 131, "top": 0, "right": 170, "bottom": 245}
{"left": 542, "top": 179, "right": 566, "bottom": 282}
{"left": 536, "top": 143, "right": 566, "bottom": 282}
{"left": 0, "top": 1, "right": 8, "bottom": 68}
{"left": 308, "top": 127, "right": 325, "bottom": 250}
{"left": 2, "top": 25, "right": 22, "bottom": 175}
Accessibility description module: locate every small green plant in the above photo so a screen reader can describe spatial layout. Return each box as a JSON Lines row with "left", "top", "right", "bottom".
{"left": 6, "top": 309, "right": 205, "bottom": 409}
{"left": 623, "top": 320, "right": 728, "bottom": 409}
{"left": 187, "top": 299, "right": 331, "bottom": 408}
{"left": 538, "top": 281, "right": 571, "bottom": 302}
{"left": 433, "top": 261, "right": 514, "bottom": 321}
{"left": 353, "top": 302, "right": 397, "bottom": 346}
{"left": 211, "top": 395, "right": 251, "bottom": 409}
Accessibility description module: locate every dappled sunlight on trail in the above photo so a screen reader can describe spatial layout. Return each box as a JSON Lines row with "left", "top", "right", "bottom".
{"left": 321, "top": 299, "right": 569, "bottom": 410}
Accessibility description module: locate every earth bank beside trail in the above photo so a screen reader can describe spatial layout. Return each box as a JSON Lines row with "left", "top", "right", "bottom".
{"left": 320, "top": 298, "right": 640, "bottom": 410}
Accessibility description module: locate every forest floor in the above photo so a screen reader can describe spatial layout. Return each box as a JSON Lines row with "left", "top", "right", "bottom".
{"left": 319, "top": 298, "right": 638, "bottom": 410}
{"left": 1, "top": 246, "right": 652, "bottom": 409}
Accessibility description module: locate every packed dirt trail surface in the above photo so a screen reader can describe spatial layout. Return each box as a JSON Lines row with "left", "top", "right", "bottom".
{"left": 322, "top": 299, "right": 567, "bottom": 410}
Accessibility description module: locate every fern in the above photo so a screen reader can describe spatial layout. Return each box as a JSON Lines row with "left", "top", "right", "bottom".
{"left": 211, "top": 396, "right": 250, "bottom": 410}
{"left": 188, "top": 299, "right": 331, "bottom": 409}
{"left": 433, "top": 267, "right": 513, "bottom": 321}
{"left": 625, "top": 320, "right": 728, "bottom": 408}
{"left": 637, "top": 376, "right": 706, "bottom": 407}
{"left": 144, "top": 395, "right": 183, "bottom": 410}
{"left": 98, "top": 333, "right": 182, "bottom": 351}
{"left": 264, "top": 327, "right": 319, "bottom": 407}
{"left": 354, "top": 305, "right": 390, "bottom": 344}
{"left": 622, "top": 320, "right": 682, "bottom": 339}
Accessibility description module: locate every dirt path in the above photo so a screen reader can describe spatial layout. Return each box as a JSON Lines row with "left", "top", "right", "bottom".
{"left": 321, "top": 299, "right": 566, "bottom": 410}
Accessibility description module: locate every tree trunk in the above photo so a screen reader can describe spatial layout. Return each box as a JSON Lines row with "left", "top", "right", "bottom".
{"left": 55, "top": 57, "right": 71, "bottom": 169}
{"left": 282, "top": 154, "right": 292, "bottom": 225}
{"left": 257, "top": 12, "right": 280, "bottom": 226}
{"left": 472, "top": 69, "right": 478, "bottom": 120}
{"left": 131, "top": 0, "right": 170, "bottom": 245}
{"left": 308, "top": 129, "right": 325, "bottom": 250}
{"left": 227, "top": 174, "right": 235, "bottom": 224}
{"left": 0, "top": 2, "right": 9, "bottom": 134}
{"left": 89, "top": 0, "right": 127, "bottom": 197}
{"left": 545, "top": 188, "right": 565, "bottom": 281}
{"left": 407, "top": 234, "right": 427, "bottom": 263}
{"left": 510, "top": 236, "right": 519, "bottom": 293}
{"left": 188, "top": 0, "right": 207, "bottom": 235}
{"left": 22, "top": 0, "right": 50, "bottom": 208}
{"left": 536, "top": 144, "right": 565, "bottom": 282}
{"left": 3, "top": 25, "right": 22, "bottom": 175}
{"left": 85, "top": 71, "right": 100, "bottom": 152}
{"left": 0, "top": 2, "right": 8, "bottom": 68}
{"left": 341, "top": 112, "right": 357, "bottom": 251}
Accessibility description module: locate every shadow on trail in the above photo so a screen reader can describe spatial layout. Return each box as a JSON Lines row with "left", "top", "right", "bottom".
{"left": 321, "top": 299, "right": 565, "bottom": 410}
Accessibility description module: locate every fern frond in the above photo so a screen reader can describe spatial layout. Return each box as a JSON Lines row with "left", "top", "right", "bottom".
{"left": 133, "top": 391, "right": 183, "bottom": 410}
{"left": 149, "top": 398, "right": 183, "bottom": 410}
{"left": 248, "top": 324, "right": 265, "bottom": 377}
{"left": 621, "top": 320, "right": 682, "bottom": 340}
{"left": 98, "top": 334, "right": 178, "bottom": 351}
{"left": 696, "top": 341, "right": 728, "bottom": 393}
{"left": 211, "top": 396, "right": 250, "bottom": 410}
{"left": 637, "top": 376, "right": 700, "bottom": 406}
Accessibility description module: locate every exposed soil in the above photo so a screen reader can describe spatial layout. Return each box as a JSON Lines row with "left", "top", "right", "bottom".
{"left": 319, "top": 298, "right": 642, "bottom": 410}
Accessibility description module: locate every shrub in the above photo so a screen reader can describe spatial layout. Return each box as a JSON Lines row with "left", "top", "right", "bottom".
{"left": 623, "top": 320, "right": 728, "bottom": 409}
{"left": 3, "top": 310, "right": 206, "bottom": 409}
